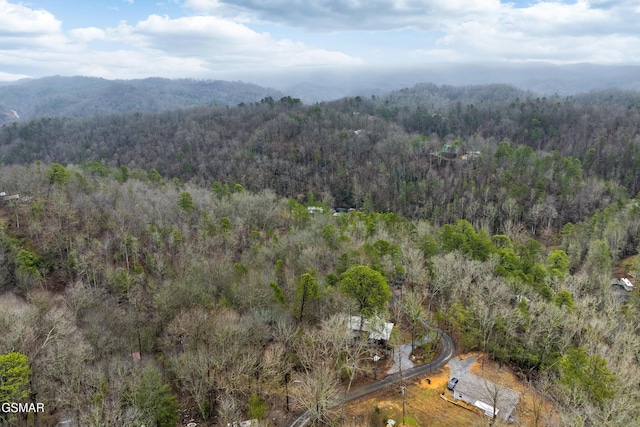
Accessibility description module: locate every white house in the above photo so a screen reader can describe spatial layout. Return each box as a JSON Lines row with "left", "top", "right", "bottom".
{"left": 612, "top": 277, "right": 634, "bottom": 292}
{"left": 621, "top": 277, "right": 634, "bottom": 291}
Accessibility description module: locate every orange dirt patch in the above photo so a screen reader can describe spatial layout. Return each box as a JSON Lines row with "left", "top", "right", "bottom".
{"left": 469, "top": 352, "right": 525, "bottom": 389}
{"left": 416, "top": 368, "right": 448, "bottom": 391}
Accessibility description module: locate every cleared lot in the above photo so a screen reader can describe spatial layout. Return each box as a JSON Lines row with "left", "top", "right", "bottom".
{"left": 344, "top": 352, "right": 557, "bottom": 427}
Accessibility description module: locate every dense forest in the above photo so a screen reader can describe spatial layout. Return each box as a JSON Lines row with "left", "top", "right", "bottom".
{"left": 1, "top": 83, "right": 640, "bottom": 426}
{"left": 2, "top": 84, "right": 640, "bottom": 231}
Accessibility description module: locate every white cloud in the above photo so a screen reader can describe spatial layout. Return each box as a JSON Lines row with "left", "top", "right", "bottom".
{"left": 69, "top": 27, "right": 106, "bottom": 42}
{"left": 0, "top": 0, "right": 61, "bottom": 34}
{"left": 1, "top": 0, "right": 639, "bottom": 81}
{"left": 182, "top": 0, "right": 640, "bottom": 64}
{"left": 0, "top": 1, "right": 362, "bottom": 80}
{"left": 0, "top": 70, "right": 31, "bottom": 81}
{"left": 113, "top": 14, "right": 364, "bottom": 69}
{"left": 419, "top": 0, "right": 640, "bottom": 64}
{"left": 183, "top": 0, "right": 504, "bottom": 31}
{"left": 67, "top": 49, "right": 211, "bottom": 79}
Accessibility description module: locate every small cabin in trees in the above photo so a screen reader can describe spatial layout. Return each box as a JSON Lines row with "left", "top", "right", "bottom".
{"left": 307, "top": 206, "right": 324, "bottom": 214}
{"left": 0, "top": 193, "right": 19, "bottom": 202}
{"left": 332, "top": 207, "right": 356, "bottom": 216}
{"left": 227, "top": 419, "right": 258, "bottom": 427}
{"left": 621, "top": 277, "right": 634, "bottom": 291}
{"left": 348, "top": 316, "right": 394, "bottom": 345}
{"left": 461, "top": 151, "right": 481, "bottom": 160}
{"left": 441, "top": 143, "right": 460, "bottom": 158}
{"left": 611, "top": 277, "right": 634, "bottom": 291}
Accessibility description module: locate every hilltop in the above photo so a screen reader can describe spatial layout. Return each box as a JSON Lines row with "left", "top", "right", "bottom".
{"left": 0, "top": 76, "right": 284, "bottom": 121}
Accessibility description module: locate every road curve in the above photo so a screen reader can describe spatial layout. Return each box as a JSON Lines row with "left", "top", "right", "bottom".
{"left": 285, "top": 330, "right": 456, "bottom": 427}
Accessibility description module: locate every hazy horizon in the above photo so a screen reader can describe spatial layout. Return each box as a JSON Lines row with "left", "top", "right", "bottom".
{"left": 2, "top": 0, "right": 639, "bottom": 85}
{"left": 4, "top": 61, "right": 639, "bottom": 105}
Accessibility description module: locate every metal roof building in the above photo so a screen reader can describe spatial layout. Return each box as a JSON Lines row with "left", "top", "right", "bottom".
{"left": 452, "top": 372, "right": 520, "bottom": 423}
{"left": 348, "top": 316, "right": 394, "bottom": 342}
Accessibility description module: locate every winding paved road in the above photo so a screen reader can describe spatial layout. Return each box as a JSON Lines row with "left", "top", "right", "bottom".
{"left": 286, "top": 330, "right": 456, "bottom": 427}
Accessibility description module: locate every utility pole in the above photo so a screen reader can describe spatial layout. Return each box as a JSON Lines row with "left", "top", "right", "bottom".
{"left": 401, "top": 386, "right": 406, "bottom": 426}
{"left": 399, "top": 341, "right": 406, "bottom": 426}
{"left": 285, "top": 372, "right": 290, "bottom": 412}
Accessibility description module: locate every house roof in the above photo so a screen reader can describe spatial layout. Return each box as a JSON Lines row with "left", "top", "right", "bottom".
{"left": 442, "top": 144, "right": 460, "bottom": 153}
{"left": 453, "top": 372, "right": 520, "bottom": 421}
{"left": 348, "top": 316, "right": 394, "bottom": 341}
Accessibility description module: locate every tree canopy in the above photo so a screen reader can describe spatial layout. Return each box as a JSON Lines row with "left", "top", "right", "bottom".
{"left": 46, "top": 163, "right": 71, "bottom": 186}
{"left": 340, "top": 265, "right": 391, "bottom": 317}
{"left": 296, "top": 272, "right": 319, "bottom": 321}
{"left": 559, "top": 347, "right": 617, "bottom": 407}
{"left": 0, "top": 352, "right": 31, "bottom": 405}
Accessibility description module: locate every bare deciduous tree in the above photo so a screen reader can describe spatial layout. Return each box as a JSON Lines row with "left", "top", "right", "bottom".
{"left": 291, "top": 362, "right": 340, "bottom": 426}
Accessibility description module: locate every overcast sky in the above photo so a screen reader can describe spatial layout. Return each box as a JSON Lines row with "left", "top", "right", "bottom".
{"left": 1, "top": 0, "right": 639, "bottom": 82}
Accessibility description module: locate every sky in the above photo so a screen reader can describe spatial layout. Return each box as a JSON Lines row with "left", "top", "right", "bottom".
{"left": 1, "top": 0, "right": 639, "bottom": 83}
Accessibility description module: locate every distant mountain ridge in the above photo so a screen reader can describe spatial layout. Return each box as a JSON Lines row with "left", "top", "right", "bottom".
{"left": 272, "top": 63, "right": 640, "bottom": 102}
{"left": 2, "top": 62, "right": 640, "bottom": 124}
{"left": 0, "top": 76, "right": 284, "bottom": 122}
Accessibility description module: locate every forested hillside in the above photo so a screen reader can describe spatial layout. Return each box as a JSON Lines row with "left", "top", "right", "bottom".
{"left": 0, "top": 76, "right": 284, "bottom": 122}
{"left": 0, "top": 161, "right": 639, "bottom": 426}
{"left": 1, "top": 83, "right": 640, "bottom": 426}
{"left": 2, "top": 84, "right": 640, "bottom": 234}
